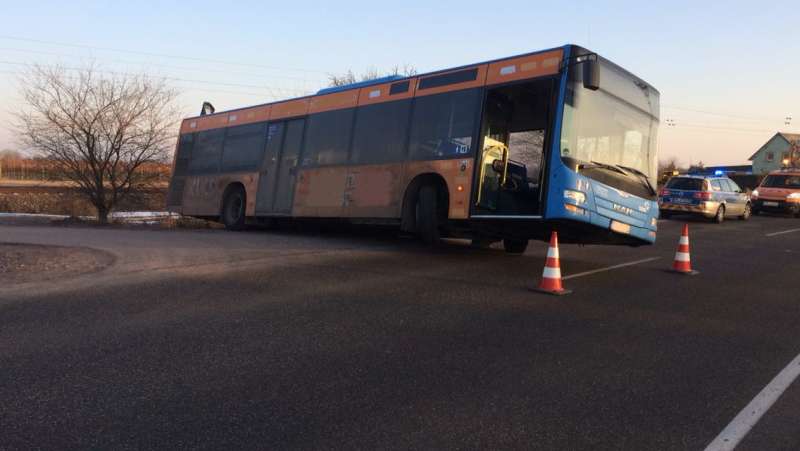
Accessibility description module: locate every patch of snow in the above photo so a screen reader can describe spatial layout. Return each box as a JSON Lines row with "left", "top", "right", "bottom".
{"left": 110, "top": 211, "right": 178, "bottom": 219}
{"left": 0, "top": 212, "right": 69, "bottom": 219}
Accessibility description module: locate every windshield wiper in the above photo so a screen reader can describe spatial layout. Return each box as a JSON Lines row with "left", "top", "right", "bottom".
{"left": 617, "top": 164, "right": 657, "bottom": 195}
{"left": 578, "top": 160, "right": 628, "bottom": 176}
{"left": 578, "top": 160, "right": 657, "bottom": 196}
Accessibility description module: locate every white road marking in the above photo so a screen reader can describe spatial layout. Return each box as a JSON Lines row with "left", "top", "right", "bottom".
{"left": 561, "top": 257, "right": 661, "bottom": 280}
{"left": 705, "top": 353, "right": 800, "bottom": 451}
{"left": 765, "top": 228, "right": 800, "bottom": 237}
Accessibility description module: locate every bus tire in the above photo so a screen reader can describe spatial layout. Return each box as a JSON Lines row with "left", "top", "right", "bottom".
{"left": 416, "top": 185, "right": 440, "bottom": 245}
{"left": 222, "top": 186, "right": 246, "bottom": 231}
{"left": 503, "top": 238, "right": 528, "bottom": 254}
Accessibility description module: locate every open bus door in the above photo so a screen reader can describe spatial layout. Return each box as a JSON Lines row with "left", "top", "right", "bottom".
{"left": 472, "top": 79, "right": 552, "bottom": 217}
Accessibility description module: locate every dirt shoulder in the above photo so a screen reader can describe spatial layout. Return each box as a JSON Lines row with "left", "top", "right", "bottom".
{"left": 0, "top": 243, "right": 115, "bottom": 285}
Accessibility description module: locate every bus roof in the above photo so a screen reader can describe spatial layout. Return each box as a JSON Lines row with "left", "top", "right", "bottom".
{"left": 316, "top": 75, "right": 405, "bottom": 95}
{"left": 178, "top": 44, "right": 657, "bottom": 135}
{"left": 181, "top": 45, "right": 567, "bottom": 124}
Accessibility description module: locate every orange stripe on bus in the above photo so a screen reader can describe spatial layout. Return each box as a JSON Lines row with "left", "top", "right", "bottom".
{"left": 269, "top": 98, "right": 311, "bottom": 121}
{"left": 485, "top": 49, "right": 563, "bottom": 86}
{"left": 309, "top": 90, "right": 359, "bottom": 114}
{"left": 356, "top": 78, "right": 417, "bottom": 106}
{"left": 413, "top": 65, "right": 488, "bottom": 98}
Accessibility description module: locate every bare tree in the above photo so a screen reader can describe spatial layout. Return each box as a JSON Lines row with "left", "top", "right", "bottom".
{"left": 328, "top": 65, "right": 417, "bottom": 87}
{"left": 658, "top": 156, "right": 681, "bottom": 174}
{"left": 15, "top": 64, "right": 180, "bottom": 223}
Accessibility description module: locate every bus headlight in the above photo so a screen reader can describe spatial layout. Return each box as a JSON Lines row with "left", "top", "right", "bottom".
{"left": 787, "top": 193, "right": 800, "bottom": 203}
{"left": 564, "top": 190, "right": 586, "bottom": 204}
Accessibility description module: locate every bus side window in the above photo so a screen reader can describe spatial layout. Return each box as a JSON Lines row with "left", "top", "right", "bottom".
{"left": 350, "top": 99, "right": 411, "bottom": 165}
{"left": 188, "top": 128, "right": 225, "bottom": 175}
{"left": 173, "top": 133, "right": 194, "bottom": 176}
{"left": 508, "top": 130, "right": 544, "bottom": 183}
{"left": 408, "top": 88, "right": 480, "bottom": 160}
{"left": 302, "top": 108, "right": 355, "bottom": 167}
{"left": 221, "top": 123, "right": 267, "bottom": 172}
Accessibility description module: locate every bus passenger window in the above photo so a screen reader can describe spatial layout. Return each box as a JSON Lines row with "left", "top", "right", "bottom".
{"left": 221, "top": 122, "right": 267, "bottom": 172}
{"left": 188, "top": 128, "right": 225, "bottom": 174}
{"left": 408, "top": 88, "right": 480, "bottom": 160}
{"left": 350, "top": 100, "right": 411, "bottom": 165}
{"left": 302, "top": 108, "right": 355, "bottom": 166}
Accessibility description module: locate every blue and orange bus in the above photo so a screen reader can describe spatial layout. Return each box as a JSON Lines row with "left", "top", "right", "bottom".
{"left": 167, "top": 44, "right": 660, "bottom": 252}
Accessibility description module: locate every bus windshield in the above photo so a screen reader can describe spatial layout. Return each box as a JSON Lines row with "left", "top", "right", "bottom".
{"left": 560, "top": 57, "right": 659, "bottom": 195}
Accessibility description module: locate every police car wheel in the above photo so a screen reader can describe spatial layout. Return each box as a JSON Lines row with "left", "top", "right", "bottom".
{"left": 713, "top": 205, "right": 725, "bottom": 224}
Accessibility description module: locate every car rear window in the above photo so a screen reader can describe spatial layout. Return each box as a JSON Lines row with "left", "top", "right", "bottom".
{"left": 762, "top": 175, "right": 800, "bottom": 188}
{"left": 666, "top": 177, "right": 705, "bottom": 191}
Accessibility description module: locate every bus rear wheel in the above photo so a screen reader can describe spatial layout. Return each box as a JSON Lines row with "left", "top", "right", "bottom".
{"left": 503, "top": 238, "right": 528, "bottom": 254}
{"left": 416, "top": 185, "right": 441, "bottom": 245}
{"left": 222, "top": 186, "right": 246, "bottom": 231}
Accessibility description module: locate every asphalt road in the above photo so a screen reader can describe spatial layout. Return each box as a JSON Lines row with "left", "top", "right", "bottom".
{"left": 1, "top": 215, "right": 799, "bottom": 450}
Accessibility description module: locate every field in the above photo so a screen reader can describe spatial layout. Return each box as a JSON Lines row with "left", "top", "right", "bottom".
{"left": 0, "top": 180, "right": 167, "bottom": 216}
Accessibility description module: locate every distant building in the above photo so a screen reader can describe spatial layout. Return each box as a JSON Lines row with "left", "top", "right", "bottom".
{"left": 748, "top": 132, "right": 800, "bottom": 174}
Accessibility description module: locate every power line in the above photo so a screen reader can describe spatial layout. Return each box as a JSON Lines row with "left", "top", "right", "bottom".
{"left": 662, "top": 123, "right": 778, "bottom": 134}
{"left": 0, "top": 61, "right": 312, "bottom": 96}
{"left": 0, "top": 68, "right": 298, "bottom": 100}
{"left": 662, "top": 105, "right": 786, "bottom": 122}
{"left": 0, "top": 34, "right": 329, "bottom": 74}
{"left": 0, "top": 46, "right": 327, "bottom": 84}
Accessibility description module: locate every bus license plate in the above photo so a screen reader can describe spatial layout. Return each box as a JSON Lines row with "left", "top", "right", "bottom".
{"left": 610, "top": 220, "right": 631, "bottom": 234}
{"left": 764, "top": 201, "right": 779, "bottom": 207}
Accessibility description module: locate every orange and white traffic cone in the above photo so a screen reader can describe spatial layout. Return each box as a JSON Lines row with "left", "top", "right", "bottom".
{"left": 530, "top": 231, "right": 572, "bottom": 295}
{"left": 671, "top": 224, "right": 699, "bottom": 275}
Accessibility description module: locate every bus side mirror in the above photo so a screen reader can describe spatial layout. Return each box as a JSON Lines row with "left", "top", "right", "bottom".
{"left": 583, "top": 59, "right": 600, "bottom": 91}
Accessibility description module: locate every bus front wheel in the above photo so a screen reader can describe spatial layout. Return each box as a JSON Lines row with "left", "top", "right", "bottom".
{"left": 503, "top": 238, "right": 528, "bottom": 254}
{"left": 222, "top": 186, "right": 246, "bottom": 231}
{"left": 416, "top": 185, "right": 441, "bottom": 245}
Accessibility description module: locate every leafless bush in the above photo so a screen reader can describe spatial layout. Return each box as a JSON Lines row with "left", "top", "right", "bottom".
{"left": 328, "top": 65, "right": 417, "bottom": 87}
{"left": 14, "top": 64, "right": 180, "bottom": 222}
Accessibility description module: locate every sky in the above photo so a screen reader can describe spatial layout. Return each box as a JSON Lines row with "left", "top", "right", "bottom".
{"left": 1, "top": 0, "right": 798, "bottom": 166}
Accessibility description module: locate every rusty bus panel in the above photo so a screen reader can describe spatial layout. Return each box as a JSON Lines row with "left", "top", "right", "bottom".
{"left": 344, "top": 163, "right": 405, "bottom": 218}
{"left": 404, "top": 159, "right": 473, "bottom": 219}
{"left": 181, "top": 173, "right": 260, "bottom": 217}
{"left": 293, "top": 167, "right": 348, "bottom": 217}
